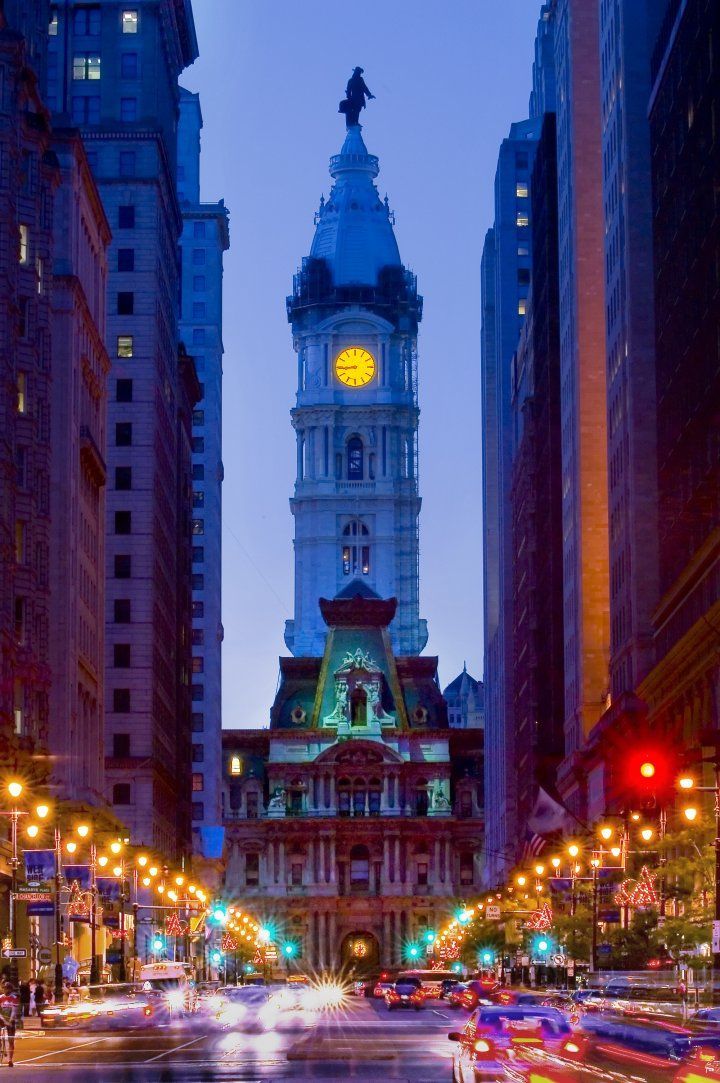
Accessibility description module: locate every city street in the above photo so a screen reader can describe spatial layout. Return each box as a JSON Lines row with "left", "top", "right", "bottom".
{"left": 3, "top": 998, "right": 687, "bottom": 1081}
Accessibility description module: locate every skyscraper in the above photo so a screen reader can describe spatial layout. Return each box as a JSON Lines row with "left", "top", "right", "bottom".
{"left": 552, "top": 0, "right": 609, "bottom": 809}
{"left": 285, "top": 123, "right": 426, "bottom": 657}
{"left": 177, "top": 87, "right": 229, "bottom": 849}
{"left": 46, "top": 0, "right": 199, "bottom": 856}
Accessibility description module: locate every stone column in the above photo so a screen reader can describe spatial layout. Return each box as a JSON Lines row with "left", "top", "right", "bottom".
{"left": 278, "top": 841, "right": 286, "bottom": 889}
{"left": 445, "top": 840, "right": 452, "bottom": 887}
{"left": 381, "top": 774, "right": 389, "bottom": 811}
{"left": 308, "top": 839, "right": 315, "bottom": 886}
{"left": 267, "top": 840, "right": 275, "bottom": 884}
{"left": 330, "top": 835, "right": 337, "bottom": 883}
{"left": 328, "top": 911, "right": 337, "bottom": 967}
{"left": 394, "top": 837, "right": 400, "bottom": 884}
{"left": 383, "top": 837, "right": 390, "bottom": 884}
{"left": 329, "top": 775, "right": 336, "bottom": 812}
{"left": 383, "top": 911, "right": 391, "bottom": 965}
{"left": 434, "top": 838, "right": 441, "bottom": 885}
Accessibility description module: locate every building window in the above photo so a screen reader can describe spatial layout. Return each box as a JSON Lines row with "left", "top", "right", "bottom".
{"left": 459, "top": 791, "right": 472, "bottom": 818}
{"left": 347, "top": 436, "right": 363, "bottom": 480}
{"left": 74, "top": 7, "right": 101, "bottom": 34}
{"left": 192, "top": 437, "right": 204, "bottom": 453}
{"left": 191, "top": 713, "right": 204, "bottom": 732}
{"left": 113, "top": 784, "right": 131, "bottom": 805}
{"left": 192, "top": 601, "right": 204, "bottom": 619}
{"left": 194, "top": 221, "right": 206, "bottom": 239}
{"left": 15, "top": 447, "right": 27, "bottom": 489}
{"left": 191, "top": 657, "right": 204, "bottom": 674}
{"left": 113, "top": 643, "right": 131, "bottom": 667}
{"left": 192, "top": 546, "right": 204, "bottom": 563}
{"left": 518, "top": 298, "right": 527, "bottom": 316}
{"left": 191, "top": 573, "right": 204, "bottom": 590}
{"left": 191, "top": 684, "right": 204, "bottom": 701}
{"left": 192, "top": 802, "right": 204, "bottom": 821}
{"left": 417, "top": 862, "right": 428, "bottom": 887}
{"left": 191, "top": 519, "right": 204, "bottom": 536}
{"left": 246, "top": 792, "right": 259, "bottom": 819}
{"left": 49, "top": 10, "right": 58, "bottom": 35}
{"left": 192, "top": 490, "right": 204, "bottom": 508}
{"left": 16, "top": 372, "right": 26, "bottom": 413}
{"left": 460, "top": 853, "right": 474, "bottom": 886}
{"left": 114, "top": 554, "right": 131, "bottom": 578}
{"left": 516, "top": 151, "right": 528, "bottom": 169}
{"left": 341, "top": 520, "right": 370, "bottom": 577}
{"left": 114, "top": 511, "right": 131, "bottom": 534}
{"left": 117, "top": 291, "right": 134, "bottom": 315}
{"left": 516, "top": 182, "right": 529, "bottom": 198}
{"left": 291, "top": 863, "right": 302, "bottom": 887}
{"left": 115, "top": 466, "right": 132, "bottom": 490}
{"left": 120, "top": 52, "right": 138, "bottom": 78}
{"left": 71, "top": 95, "right": 101, "bottom": 124}
{"left": 518, "top": 245, "right": 529, "bottom": 257}
{"left": 113, "top": 599, "right": 131, "bottom": 623}
{"left": 14, "top": 597, "right": 26, "bottom": 643}
{"left": 73, "top": 54, "right": 101, "bottom": 80}
{"left": 192, "top": 464, "right": 204, "bottom": 481}
{"left": 192, "top": 328, "right": 205, "bottom": 345}
{"left": 116, "top": 379, "right": 133, "bottom": 402}
{"left": 115, "top": 422, "right": 132, "bottom": 446}
{"left": 117, "top": 335, "right": 133, "bottom": 357}
{"left": 117, "top": 248, "right": 134, "bottom": 272}
{"left": 192, "top": 411, "right": 205, "bottom": 429}
{"left": 122, "top": 10, "right": 138, "bottom": 33}
{"left": 112, "top": 688, "right": 130, "bottom": 712}
{"left": 112, "top": 733, "right": 130, "bottom": 757}
{"left": 192, "top": 744, "right": 204, "bottom": 762}
{"left": 193, "top": 301, "right": 205, "bottom": 319}
{"left": 193, "top": 275, "right": 206, "bottom": 292}
{"left": 192, "top": 248, "right": 206, "bottom": 266}
{"left": 245, "top": 853, "right": 259, "bottom": 885}
{"left": 192, "top": 629, "right": 204, "bottom": 646}
{"left": 118, "top": 205, "right": 135, "bottom": 229}
{"left": 415, "top": 783, "right": 429, "bottom": 816}
{"left": 516, "top": 213, "right": 529, "bottom": 228}
{"left": 192, "top": 773, "right": 203, "bottom": 792}
{"left": 349, "top": 845, "right": 370, "bottom": 890}
{"left": 120, "top": 97, "right": 137, "bottom": 122}
{"left": 518, "top": 267, "right": 530, "bottom": 286}
{"left": 18, "top": 224, "right": 29, "bottom": 264}
{"left": 119, "top": 151, "right": 136, "bottom": 177}
{"left": 14, "top": 521, "right": 26, "bottom": 564}
{"left": 229, "top": 756, "right": 242, "bottom": 775}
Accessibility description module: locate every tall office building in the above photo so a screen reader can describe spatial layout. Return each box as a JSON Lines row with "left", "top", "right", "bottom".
{"left": 637, "top": 0, "right": 720, "bottom": 746}
{"left": 481, "top": 119, "right": 542, "bottom": 883}
{"left": 46, "top": 0, "right": 199, "bottom": 857}
{"left": 48, "top": 130, "right": 111, "bottom": 804}
{"left": 552, "top": 0, "right": 609, "bottom": 810}
{"left": 0, "top": 1, "right": 55, "bottom": 761}
{"left": 177, "top": 88, "right": 229, "bottom": 848}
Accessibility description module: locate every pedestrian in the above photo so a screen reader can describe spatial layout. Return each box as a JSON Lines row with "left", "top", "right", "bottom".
{"left": 28, "top": 979, "right": 36, "bottom": 1016}
{"left": 18, "top": 981, "right": 30, "bottom": 1018}
{"left": 0, "top": 980, "right": 18, "bottom": 1067}
{"left": 34, "top": 980, "right": 46, "bottom": 1022}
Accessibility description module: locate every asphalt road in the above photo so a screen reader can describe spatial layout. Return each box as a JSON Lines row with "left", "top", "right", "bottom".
{"left": 3, "top": 998, "right": 682, "bottom": 1081}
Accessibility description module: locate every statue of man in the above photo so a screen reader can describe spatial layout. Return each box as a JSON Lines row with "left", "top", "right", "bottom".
{"left": 339, "top": 67, "right": 375, "bottom": 129}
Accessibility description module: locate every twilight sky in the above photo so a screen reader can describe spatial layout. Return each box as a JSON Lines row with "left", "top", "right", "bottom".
{"left": 181, "top": 0, "right": 540, "bottom": 726}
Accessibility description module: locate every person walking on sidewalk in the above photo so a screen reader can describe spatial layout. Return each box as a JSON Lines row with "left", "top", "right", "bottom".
{"left": 0, "top": 981, "right": 19, "bottom": 1067}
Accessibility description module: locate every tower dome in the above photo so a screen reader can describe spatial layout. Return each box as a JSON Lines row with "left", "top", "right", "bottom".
{"left": 310, "top": 125, "right": 401, "bottom": 286}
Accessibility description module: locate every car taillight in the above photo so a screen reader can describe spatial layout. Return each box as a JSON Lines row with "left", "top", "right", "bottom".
{"left": 143, "top": 1006, "right": 153, "bottom": 1017}
{"left": 563, "top": 1041, "right": 580, "bottom": 1055}
{"left": 473, "top": 1038, "right": 493, "bottom": 1056}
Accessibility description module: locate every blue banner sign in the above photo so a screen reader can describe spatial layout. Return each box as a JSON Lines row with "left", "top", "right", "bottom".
{"left": 22, "top": 850, "right": 55, "bottom": 885}
{"left": 64, "top": 865, "right": 91, "bottom": 889}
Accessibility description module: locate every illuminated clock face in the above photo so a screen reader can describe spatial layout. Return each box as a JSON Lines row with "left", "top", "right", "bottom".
{"left": 334, "top": 347, "right": 376, "bottom": 388}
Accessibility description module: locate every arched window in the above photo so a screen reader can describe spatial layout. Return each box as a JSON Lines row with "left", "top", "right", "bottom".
{"left": 349, "top": 844, "right": 370, "bottom": 890}
{"left": 368, "top": 778, "right": 382, "bottom": 816}
{"left": 350, "top": 687, "right": 367, "bottom": 726}
{"left": 338, "top": 778, "right": 351, "bottom": 817}
{"left": 230, "top": 755, "right": 241, "bottom": 775}
{"left": 347, "top": 436, "right": 363, "bottom": 480}
{"left": 342, "top": 520, "right": 370, "bottom": 577}
{"left": 113, "top": 783, "right": 131, "bottom": 805}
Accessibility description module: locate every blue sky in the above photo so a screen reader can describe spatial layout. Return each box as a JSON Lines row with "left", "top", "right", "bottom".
{"left": 181, "top": 0, "right": 540, "bottom": 726}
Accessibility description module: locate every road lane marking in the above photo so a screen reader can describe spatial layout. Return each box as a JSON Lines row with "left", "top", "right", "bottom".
{"left": 16, "top": 1035, "right": 110, "bottom": 1063}
{"left": 144, "top": 1032, "right": 209, "bottom": 1062}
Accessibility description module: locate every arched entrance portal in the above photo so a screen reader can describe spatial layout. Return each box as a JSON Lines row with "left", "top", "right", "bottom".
{"left": 340, "top": 931, "right": 380, "bottom": 977}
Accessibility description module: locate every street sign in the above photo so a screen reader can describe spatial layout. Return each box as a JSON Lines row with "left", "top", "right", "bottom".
{"left": 485, "top": 905, "right": 501, "bottom": 920}
{"left": 598, "top": 943, "right": 612, "bottom": 955}
{"left": 38, "top": 948, "right": 52, "bottom": 965}
{"left": 13, "top": 891, "right": 51, "bottom": 902}
{"left": 2, "top": 948, "right": 26, "bottom": 959}
{"left": 712, "top": 920, "right": 720, "bottom": 954}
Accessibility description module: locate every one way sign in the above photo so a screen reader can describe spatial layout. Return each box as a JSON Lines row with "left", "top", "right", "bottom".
{"left": 2, "top": 948, "right": 26, "bottom": 959}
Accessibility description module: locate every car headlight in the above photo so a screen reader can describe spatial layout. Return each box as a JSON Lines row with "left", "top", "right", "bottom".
{"left": 166, "top": 991, "right": 184, "bottom": 1010}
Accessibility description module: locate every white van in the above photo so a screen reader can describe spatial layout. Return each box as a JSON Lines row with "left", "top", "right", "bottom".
{"left": 139, "top": 961, "right": 198, "bottom": 1014}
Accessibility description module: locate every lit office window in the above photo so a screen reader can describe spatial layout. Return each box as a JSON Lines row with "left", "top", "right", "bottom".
{"left": 516, "top": 213, "right": 529, "bottom": 228}
{"left": 117, "top": 335, "right": 133, "bottom": 357}
{"left": 49, "top": 10, "right": 58, "bottom": 35}
{"left": 122, "top": 10, "right": 138, "bottom": 33}
{"left": 18, "top": 224, "right": 29, "bottom": 264}
{"left": 518, "top": 298, "right": 527, "bottom": 316}
{"left": 192, "top": 773, "right": 204, "bottom": 792}
{"left": 516, "top": 182, "right": 529, "bottom": 198}
{"left": 16, "top": 373, "right": 26, "bottom": 414}
{"left": 230, "top": 756, "right": 242, "bottom": 775}
{"left": 73, "top": 54, "right": 101, "bottom": 80}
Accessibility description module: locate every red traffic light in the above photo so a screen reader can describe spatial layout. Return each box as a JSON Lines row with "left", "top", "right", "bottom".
{"left": 639, "top": 762, "right": 656, "bottom": 779}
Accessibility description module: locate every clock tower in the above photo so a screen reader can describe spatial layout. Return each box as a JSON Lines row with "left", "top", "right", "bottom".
{"left": 285, "top": 119, "right": 427, "bottom": 657}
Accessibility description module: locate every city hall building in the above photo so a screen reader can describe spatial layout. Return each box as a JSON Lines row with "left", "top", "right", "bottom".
{"left": 220, "top": 115, "right": 483, "bottom": 970}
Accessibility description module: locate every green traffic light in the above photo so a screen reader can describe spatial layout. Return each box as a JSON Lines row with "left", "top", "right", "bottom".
{"left": 283, "top": 942, "right": 295, "bottom": 956}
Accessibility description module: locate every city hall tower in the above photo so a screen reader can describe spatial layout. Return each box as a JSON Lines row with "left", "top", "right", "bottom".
{"left": 285, "top": 118, "right": 427, "bottom": 656}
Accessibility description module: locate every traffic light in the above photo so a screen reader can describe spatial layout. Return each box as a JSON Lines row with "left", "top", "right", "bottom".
{"left": 210, "top": 949, "right": 223, "bottom": 966}
{"left": 479, "top": 949, "right": 495, "bottom": 966}
{"left": 456, "top": 908, "right": 472, "bottom": 924}
{"left": 211, "top": 904, "right": 228, "bottom": 925}
{"left": 406, "top": 943, "right": 421, "bottom": 961}
{"left": 622, "top": 743, "right": 679, "bottom": 808}
{"left": 282, "top": 942, "right": 296, "bottom": 958}
{"left": 424, "top": 930, "right": 436, "bottom": 945}
{"left": 533, "top": 936, "right": 551, "bottom": 956}
{"left": 152, "top": 935, "right": 164, "bottom": 953}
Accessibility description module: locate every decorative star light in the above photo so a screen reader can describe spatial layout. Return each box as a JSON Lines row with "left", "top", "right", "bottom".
{"left": 66, "top": 880, "right": 92, "bottom": 917}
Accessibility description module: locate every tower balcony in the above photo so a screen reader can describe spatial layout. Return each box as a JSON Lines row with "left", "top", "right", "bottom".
{"left": 337, "top": 481, "right": 376, "bottom": 494}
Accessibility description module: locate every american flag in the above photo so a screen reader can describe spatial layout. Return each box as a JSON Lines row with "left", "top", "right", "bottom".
{"left": 520, "top": 830, "right": 546, "bottom": 864}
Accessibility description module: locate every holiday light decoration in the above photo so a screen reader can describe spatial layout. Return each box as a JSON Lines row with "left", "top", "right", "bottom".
{"left": 220, "top": 933, "right": 237, "bottom": 952}
{"left": 352, "top": 940, "right": 368, "bottom": 958}
{"left": 614, "top": 865, "right": 659, "bottom": 908}
{"left": 165, "top": 912, "right": 189, "bottom": 937}
{"left": 66, "top": 880, "right": 92, "bottom": 917}
{"left": 524, "top": 903, "right": 553, "bottom": 932}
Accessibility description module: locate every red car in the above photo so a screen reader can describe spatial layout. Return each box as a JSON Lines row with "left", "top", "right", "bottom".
{"left": 385, "top": 977, "right": 425, "bottom": 1012}
{"left": 448, "top": 980, "right": 496, "bottom": 1012}
{"left": 449, "top": 1005, "right": 588, "bottom": 1082}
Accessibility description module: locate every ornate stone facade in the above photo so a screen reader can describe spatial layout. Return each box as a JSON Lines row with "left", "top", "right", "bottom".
{"left": 221, "top": 593, "right": 483, "bottom": 971}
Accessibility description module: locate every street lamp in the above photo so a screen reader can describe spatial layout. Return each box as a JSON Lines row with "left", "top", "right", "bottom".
{"left": 6, "top": 782, "right": 23, "bottom": 985}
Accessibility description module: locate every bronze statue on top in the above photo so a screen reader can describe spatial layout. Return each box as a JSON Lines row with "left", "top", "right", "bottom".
{"left": 339, "top": 67, "right": 375, "bottom": 128}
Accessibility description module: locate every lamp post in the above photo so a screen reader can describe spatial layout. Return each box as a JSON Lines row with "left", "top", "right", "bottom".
{"left": 53, "top": 824, "right": 63, "bottom": 1000}
{"left": 7, "top": 782, "right": 22, "bottom": 986}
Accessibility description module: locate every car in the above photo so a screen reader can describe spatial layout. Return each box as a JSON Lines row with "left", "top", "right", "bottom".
{"left": 385, "top": 976, "right": 425, "bottom": 1012}
{"left": 449, "top": 981, "right": 505, "bottom": 1012}
{"left": 373, "top": 978, "right": 395, "bottom": 999}
{"left": 41, "top": 983, "right": 167, "bottom": 1031}
{"left": 448, "top": 1005, "right": 587, "bottom": 1082}
{"left": 440, "top": 978, "right": 462, "bottom": 999}
{"left": 204, "top": 984, "right": 270, "bottom": 1029}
